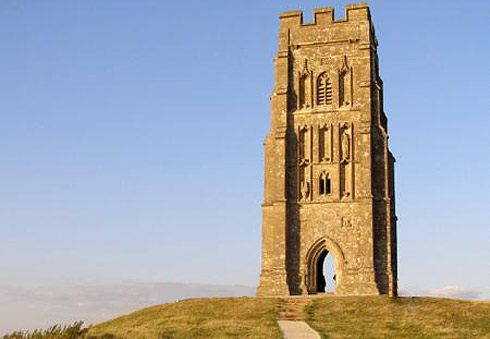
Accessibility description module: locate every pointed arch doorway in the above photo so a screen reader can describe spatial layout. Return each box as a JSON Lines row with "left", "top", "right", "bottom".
{"left": 316, "top": 250, "right": 336, "bottom": 293}
{"left": 306, "top": 237, "right": 345, "bottom": 294}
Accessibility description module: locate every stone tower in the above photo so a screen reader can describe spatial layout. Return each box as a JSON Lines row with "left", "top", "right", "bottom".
{"left": 257, "top": 4, "right": 397, "bottom": 297}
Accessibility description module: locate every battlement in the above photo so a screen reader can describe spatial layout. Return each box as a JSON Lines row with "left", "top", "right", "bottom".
{"left": 280, "top": 3, "right": 371, "bottom": 29}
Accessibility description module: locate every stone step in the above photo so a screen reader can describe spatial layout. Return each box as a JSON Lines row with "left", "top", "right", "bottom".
{"left": 278, "top": 297, "right": 313, "bottom": 321}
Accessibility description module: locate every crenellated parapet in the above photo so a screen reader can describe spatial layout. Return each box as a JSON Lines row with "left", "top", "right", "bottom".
{"left": 280, "top": 4, "right": 371, "bottom": 29}
{"left": 278, "top": 4, "right": 374, "bottom": 53}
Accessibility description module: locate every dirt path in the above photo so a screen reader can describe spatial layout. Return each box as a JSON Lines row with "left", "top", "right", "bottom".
{"left": 278, "top": 320, "right": 321, "bottom": 339}
{"left": 277, "top": 298, "right": 321, "bottom": 339}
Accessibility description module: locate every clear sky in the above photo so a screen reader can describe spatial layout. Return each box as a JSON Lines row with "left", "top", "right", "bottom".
{"left": 1, "top": 0, "right": 489, "bottom": 305}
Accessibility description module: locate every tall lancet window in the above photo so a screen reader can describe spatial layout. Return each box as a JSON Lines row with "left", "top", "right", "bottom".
{"left": 319, "top": 172, "right": 331, "bottom": 195}
{"left": 317, "top": 73, "right": 332, "bottom": 106}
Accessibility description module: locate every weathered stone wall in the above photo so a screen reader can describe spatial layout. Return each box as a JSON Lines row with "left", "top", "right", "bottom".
{"left": 258, "top": 4, "right": 397, "bottom": 297}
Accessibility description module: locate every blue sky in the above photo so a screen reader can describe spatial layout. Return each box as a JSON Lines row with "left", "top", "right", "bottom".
{"left": 1, "top": 0, "right": 489, "bottom": 308}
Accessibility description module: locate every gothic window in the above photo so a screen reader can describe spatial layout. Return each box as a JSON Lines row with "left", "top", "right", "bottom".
{"left": 319, "top": 172, "right": 331, "bottom": 195}
{"left": 317, "top": 73, "right": 332, "bottom": 106}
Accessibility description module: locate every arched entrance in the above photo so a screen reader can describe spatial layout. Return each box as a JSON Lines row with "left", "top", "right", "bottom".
{"left": 306, "top": 237, "right": 345, "bottom": 294}
{"left": 315, "top": 250, "right": 336, "bottom": 293}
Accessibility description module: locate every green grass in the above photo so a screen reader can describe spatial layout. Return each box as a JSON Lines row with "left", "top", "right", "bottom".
{"left": 305, "top": 296, "right": 490, "bottom": 339}
{"left": 4, "top": 296, "right": 489, "bottom": 339}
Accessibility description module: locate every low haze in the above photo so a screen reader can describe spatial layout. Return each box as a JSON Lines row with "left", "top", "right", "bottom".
{"left": 1, "top": 0, "right": 489, "bottom": 334}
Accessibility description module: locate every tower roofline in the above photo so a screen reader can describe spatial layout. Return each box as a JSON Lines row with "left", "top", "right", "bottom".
{"left": 280, "top": 3, "right": 371, "bottom": 28}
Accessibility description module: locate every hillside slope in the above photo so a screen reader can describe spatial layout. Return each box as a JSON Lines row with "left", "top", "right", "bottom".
{"left": 88, "top": 297, "right": 282, "bottom": 339}
{"left": 307, "top": 296, "right": 490, "bottom": 339}
{"left": 87, "top": 296, "right": 490, "bottom": 339}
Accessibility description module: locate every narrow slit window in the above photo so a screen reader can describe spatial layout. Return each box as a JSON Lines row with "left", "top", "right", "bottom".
{"left": 326, "top": 177, "right": 331, "bottom": 194}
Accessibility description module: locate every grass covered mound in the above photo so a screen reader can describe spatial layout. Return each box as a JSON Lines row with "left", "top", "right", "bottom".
{"left": 4, "top": 296, "right": 489, "bottom": 339}
{"left": 88, "top": 297, "right": 282, "bottom": 339}
{"left": 306, "top": 296, "right": 490, "bottom": 339}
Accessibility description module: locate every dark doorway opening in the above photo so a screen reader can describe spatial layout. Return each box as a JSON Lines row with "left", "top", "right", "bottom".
{"left": 316, "top": 250, "right": 336, "bottom": 293}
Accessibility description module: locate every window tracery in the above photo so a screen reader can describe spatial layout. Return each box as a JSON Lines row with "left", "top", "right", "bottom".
{"left": 317, "top": 73, "right": 332, "bottom": 106}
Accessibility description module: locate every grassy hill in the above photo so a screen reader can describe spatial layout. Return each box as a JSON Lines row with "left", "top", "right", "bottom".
{"left": 88, "top": 297, "right": 281, "bottom": 339}
{"left": 306, "top": 296, "right": 490, "bottom": 339}
{"left": 88, "top": 296, "right": 490, "bottom": 339}
{"left": 4, "top": 296, "right": 490, "bottom": 339}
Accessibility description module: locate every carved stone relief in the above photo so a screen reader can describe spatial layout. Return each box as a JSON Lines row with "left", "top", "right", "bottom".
{"left": 300, "top": 180, "right": 310, "bottom": 201}
{"left": 298, "top": 163, "right": 313, "bottom": 202}
{"left": 341, "top": 217, "right": 353, "bottom": 228}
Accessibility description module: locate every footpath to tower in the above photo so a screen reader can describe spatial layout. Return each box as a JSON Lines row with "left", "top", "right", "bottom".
{"left": 278, "top": 321, "right": 321, "bottom": 339}
{"left": 278, "top": 297, "right": 321, "bottom": 339}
